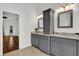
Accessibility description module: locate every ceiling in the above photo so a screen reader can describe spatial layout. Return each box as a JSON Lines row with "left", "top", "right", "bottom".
{"left": 34, "top": 3, "right": 67, "bottom": 15}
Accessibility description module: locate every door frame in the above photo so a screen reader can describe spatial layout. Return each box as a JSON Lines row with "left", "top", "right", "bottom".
{"left": 2, "top": 11, "right": 19, "bottom": 54}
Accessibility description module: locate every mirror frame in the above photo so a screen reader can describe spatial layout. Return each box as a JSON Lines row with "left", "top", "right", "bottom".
{"left": 58, "top": 10, "right": 73, "bottom": 28}
{"left": 38, "top": 18, "right": 43, "bottom": 29}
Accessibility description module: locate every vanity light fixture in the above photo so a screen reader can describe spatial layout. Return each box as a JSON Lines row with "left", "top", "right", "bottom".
{"left": 65, "top": 4, "right": 70, "bottom": 10}
{"left": 70, "top": 4, "right": 75, "bottom": 9}
{"left": 56, "top": 3, "right": 75, "bottom": 13}
{"left": 65, "top": 3, "right": 75, "bottom": 10}
{"left": 37, "top": 15, "right": 43, "bottom": 19}
{"left": 59, "top": 7, "right": 64, "bottom": 11}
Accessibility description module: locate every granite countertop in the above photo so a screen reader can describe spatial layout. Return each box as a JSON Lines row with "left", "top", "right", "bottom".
{"left": 32, "top": 32, "right": 79, "bottom": 40}
{"left": 52, "top": 33, "right": 79, "bottom": 40}
{"left": 31, "top": 32, "right": 50, "bottom": 36}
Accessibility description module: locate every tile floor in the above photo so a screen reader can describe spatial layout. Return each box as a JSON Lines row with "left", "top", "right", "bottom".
{"left": 3, "top": 46, "right": 49, "bottom": 56}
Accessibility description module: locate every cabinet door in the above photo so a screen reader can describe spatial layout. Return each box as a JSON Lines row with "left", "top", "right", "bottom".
{"left": 31, "top": 35, "right": 36, "bottom": 46}
{"left": 35, "top": 37, "right": 39, "bottom": 47}
{"left": 31, "top": 34, "right": 39, "bottom": 47}
{"left": 39, "top": 36, "right": 50, "bottom": 54}
{"left": 76, "top": 40, "right": 79, "bottom": 56}
{"left": 43, "top": 9, "right": 50, "bottom": 34}
{"left": 61, "top": 43, "right": 76, "bottom": 56}
{"left": 51, "top": 41, "right": 60, "bottom": 56}
{"left": 43, "top": 9, "right": 54, "bottom": 34}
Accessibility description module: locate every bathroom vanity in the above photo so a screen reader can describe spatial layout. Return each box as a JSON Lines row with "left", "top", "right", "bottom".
{"left": 31, "top": 33, "right": 50, "bottom": 54}
{"left": 31, "top": 8, "right": 79, "bottom": 56}
{"left": 31, "top": 33, "right": 79, "bottom": 56}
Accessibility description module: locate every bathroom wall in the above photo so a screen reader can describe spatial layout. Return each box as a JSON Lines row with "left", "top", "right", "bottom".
{"left": 3, "top": 11, "right": 19, "bottom": 36}
{"left": 35, "top": 3, "right": 66, "bottom": 16}
{"left": 0, "top": 3, "right": 79, "bottom": 55}
{"left": 54, "top": 4, "right": 79, "bottom": 33}
{"left": 0, "top": 3, "right": 37, "bottom": 55}
{"left": 35, "top": 4, "right": 79, "bottom": 33}
{"left": 35, "top": 3, "right": 66, "bottom": 32}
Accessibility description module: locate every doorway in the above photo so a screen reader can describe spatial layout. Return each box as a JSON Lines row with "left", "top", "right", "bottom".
{"left": 3, "top": 11, "right": 19, "bottom": 54}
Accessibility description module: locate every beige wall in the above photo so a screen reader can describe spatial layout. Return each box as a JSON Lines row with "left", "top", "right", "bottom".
{"left": 0, "top": 3, "right": 37, "bottom": 55}
{"left": 35, "top": 4, "right": 79, "bottom": 33}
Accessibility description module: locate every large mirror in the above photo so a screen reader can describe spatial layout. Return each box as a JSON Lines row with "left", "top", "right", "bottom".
{"left": 38, "top": 18, "right": 43, "bottom": 29}
{"left": 58, "top": 10, "right": 73, "bottom": 28}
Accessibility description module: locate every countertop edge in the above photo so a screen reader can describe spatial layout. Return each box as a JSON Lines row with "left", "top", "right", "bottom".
{"left": 31, "top": 32, "right": 79, "bottom": 40}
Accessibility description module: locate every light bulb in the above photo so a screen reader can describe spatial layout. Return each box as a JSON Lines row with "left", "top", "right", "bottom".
{"left": 37, "top": 15, "right": 43, "bottom": 19}
{"left": 56, "top": 7, "right": 64, "bottom": 13}
{"left": 56, "top": 9, "right": 60, "bottom": 13}
{"left": 65, "top": 5, "right": 70, "bottom": 10}
{"left": 70, "top": 4, "right": 75, "bottom": 9}
{"left": 60, "top": 7, "right": 64, "bottom": 11}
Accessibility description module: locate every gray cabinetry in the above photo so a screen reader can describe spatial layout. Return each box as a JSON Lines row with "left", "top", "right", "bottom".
{"left": 60, "top": 38, "right": 76, "bottom": 56}
{"left": 31, "top": 34, "right": 35, "bottom": 46}
{"left": 76, "top": 40, "right": 79, "bottom": 56}
{"left": 50, "top": 37, "right": 61, "bottom": 56}
{"left": 50, "top": 36, "right": 76, "bottom": 56}
{"left": 31, "top": 34, "right": 39, "bottom": 48}
{"left": 61, "top": 43, "right": 76, "bottom": 56}
{"left": 43, "top": 8, "right": 54, "bottom": 34}
{"left": 31, "top": 34, "right": 50, "bottom": 54}
{"left": 31, "top": 33, "right": 78, "bottom": 56}
{"left": 39, "top": 35, "right": 50, "bottom": 54}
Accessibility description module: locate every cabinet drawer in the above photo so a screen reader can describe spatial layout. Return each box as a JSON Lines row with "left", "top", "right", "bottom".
{"left": 39, "top": 35, "right": 50, "bottom": 40}
{"left": 51, "top": 36, "right": 61, "bottom": 42}
{"left": 31, "top": 34, "right": 36, "bottom": 37}
{"left": 60, "top": 38, "right": 76, "bottom": 45}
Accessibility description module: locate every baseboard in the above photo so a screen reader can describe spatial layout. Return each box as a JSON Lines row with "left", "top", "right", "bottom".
{"left": 19, "top": 44, "right": 32, "bottom": 49}
{"left": 0, "top": 49, "right": 3, "bottom": 56}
